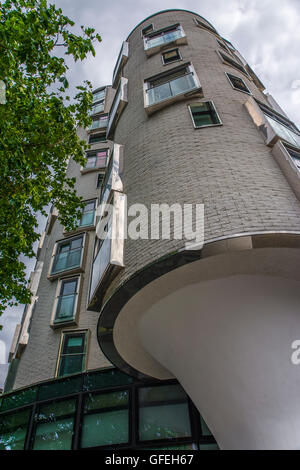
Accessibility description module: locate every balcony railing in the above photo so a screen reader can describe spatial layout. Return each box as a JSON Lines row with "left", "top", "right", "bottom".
{"left": 89, "top": 219, "right": 112, "bottom": 302}
{"left": 144, "top": 26, "right": 186, "bottom": 53}
{"left": 264, "top": 115, "right": 300, "bottom": 149}
{"left": 92, "top": 88, "right": 106, "bottom": 103}
{"left": 146, "top": 72, "right": 198, "bottom": 106}
{"left": 90, "top": 115, "right": 108, "bottom": 130}
{"left": 89, "top": 101, "right": 104, "bottom": 116}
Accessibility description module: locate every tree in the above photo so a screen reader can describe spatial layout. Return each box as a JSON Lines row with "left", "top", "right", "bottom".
{"left": 0, "top": 0, "right": 101, "bottom": 320}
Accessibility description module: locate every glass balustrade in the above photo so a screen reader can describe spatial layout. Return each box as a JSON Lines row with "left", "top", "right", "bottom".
{"left": 265, "top": 115, "right": 300, "bottom": 148}
{"left": 89, "top": 222, "right": 112, "bottom": 301}
{"left": 145, "top": 29, "right": 184, "bottom": 50}
{"left": 52, "top": 248, "right": 82, "bottom": 275}
{"left": 147, "top": 72, "right": 197, "bottom": 106}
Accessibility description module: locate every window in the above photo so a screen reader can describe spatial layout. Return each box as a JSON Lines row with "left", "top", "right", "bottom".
{"left": 53, "top": 277, "right": 79, "bottom": 325}
{"left": 141, "top": 24, "right": 153, "bottom": 36}
{"left": 89, "top": 101, "right": 104, "bottom": 116}
{"left": 50, "top": 235, "right": 84, "bottom": 276}
{"left": 144, "top": 63, "right": 202, "bottom": 112}
{"left": 90, "top": 114, "right": 108, "bottom": 130}
{"left": 226, "top": 73, "right": 251, "bottom": 94}
{"left": 79, "top": 200, "right": 96, "bottom": 227}
{"left": 138, "top": 384, "right": 192, "bottom": 442}
{"left": 194, "top": 17, "right": 218, "bottom": 34}
{"left": 0, "top": 408, "right": 31, "bottom": 450}
{"left": 285, "top": 146, "right": 300, "bottom": 171}
{"left": 81, "top": 390, "right": 129, "bottom": 448}
{"left": 189, "top": 101, "right": 222, "bottom": 128}
{"left": 32, "top": 398, "right": 76, "bottom": 450}
{"left": 92, "top": 88, "right": 106, "bottom": 103}
{"left": 57, "top": 332, "right": 88, "bottom": 378}
{"left": 162, "top": 48, "right": 181, "bottom": 65}
{"left": 85, "top": 150, "right": 109, "bottom": 170}
{"left": 218, "top": 50, "right": 247, "bottom": 75}
{"left": 217, "top": 39, "right": 230, "bottom": 53}
{"left": 107, "top": 77, "right": 128, "bottom": 138}
{"left": 259, "top": 102, "right": 300, "bottom": 148}
{"left": 96, "top": 173, "right": 104, "bottom": 189}
{"left": 144, "top": 24, "right": 187, "bottom": 55}
{"left": 88, "top": 133, "right": 107, "bottom": 144}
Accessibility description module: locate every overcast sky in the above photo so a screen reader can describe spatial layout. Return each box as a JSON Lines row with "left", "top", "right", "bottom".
{"left": 1, "top": 0, "right": 299, "bottom": 387}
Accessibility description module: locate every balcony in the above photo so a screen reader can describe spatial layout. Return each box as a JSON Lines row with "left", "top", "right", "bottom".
{"left": 112, "top": 41, "right": 129, "bottom": 89}
{"left": 92, "top": 88, "right": 106, "bottom": 103}
{"left": 106, "top": 77, "right": 128, "bottom": 139}
{"left": 245, "top": 97, "right": 300, "bottom": 148}
{"left": 89, "top": 114, "right": 108, "bottom": 131}
{"left": 144, "top": 64, "right": 202, "bottom": 115}
{"left": 144, "top": 24, "right": 187, "bottom": 56}
{"left": 88, "top": 191, "right": 126, "bottom": 312}
{"left": 89, "top": 101, "right": 104, "bottom": 116}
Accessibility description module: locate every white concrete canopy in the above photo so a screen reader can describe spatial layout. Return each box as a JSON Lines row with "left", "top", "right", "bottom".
{"left": 113, "top": 244, "right": 300, "bottom": 449}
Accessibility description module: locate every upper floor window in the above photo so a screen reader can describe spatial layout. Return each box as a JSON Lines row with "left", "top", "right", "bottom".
{"left": 57, "top": 331, "right": 88, "bottom": 378}
{"left": 217, "top": 50, "right": 248, "bottom": 75}
{"left": 90, "top": 114, "right": 108, "bottom": 130}
{"left": 144, "top": 63, "right": 202, "bottom": 113}
{"left": 50, "top": 234, "right": 85, "bottom": 277}
{"left": 79, "top": 200, "right": 96, "bottom": 227}
{"left": 285, "top": 146, "right": 300, "bottom": 171}
{"left": 259, "top": 102, "right": 300, "bottom": 148}
{"left": 85, "top": 150, "right": 109, "bottom": 170}
{"left": 144, "top": 24, "right": 187, "bottom": 55}
{"left": 92, "top": 88, "right": 106, "bottom": 103}
{"left": 162, "top": 48, "right": 182, "bottom": 65}
{"left": 189, "top": 101, "right": 222, "bottom": 128}
{"left": 96, "top": 173, "right": 104, "bottom": 189}
{"left": 89, "top": 101, "right": 104, "bottom": 116}
{"left": 141, "top": 24, "right": 153, "bottom": 36}
{"left": 52, "top": 277, "right": 80, "bottom": 326}
{"left": 88, "top": 133, "right": 107, "bottom": 145}
{"left": 194, "top": 17, "right": 218, "bottom": 35}
{"left": 226, "top": 73, "right": 251, "bottom": 94}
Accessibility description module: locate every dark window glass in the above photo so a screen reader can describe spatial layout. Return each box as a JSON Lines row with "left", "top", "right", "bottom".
{"left": 286, "top": 147, "right": 300, "bottom": 170}
{"left": 83, "top": 368, "right": 133, "bottom": 392}
{"left": 219, "top": 51, "right": 246, "bottom": 74}
{"left": 89, "top": 133, "right": 107, "bottom": 144}
{"left": 194, "top": 17, "right": 217, "bottom": 34}
{"left": 54, "top": 278, "right": 78, "bottom": 323}
{"left": 142, "top": 24, "right": 153, "bottom": 35}
{"left": 51, "top": 235, "right": 84, "bottom": 275}
{"left": 81, "top": 390, "right": 129, "bottom": 448}
{"left": 189, "top": 102, "right": 221, "bottom": 128}
{"left": 96, "top": 173, "right": 104, "bottom": 189}
{"left": 138, "top": 384, "right": 192, "bottom": 442}
{"left": 227, "top": 73, "right": 250, "bottom": 93}
{"left": 0, "top": 408, "right": 31, "bottom": 450}
{"left": 162, "top": 48, "right": 181, "bottom": 64}
{"left": 199, "top": 443, "right": 219, "bottom": 450}
{"left": 33, "top": 398, "right": 76, "bottom": 450}
{"left": 0, "top": 387, "right": 37, "bottom": 413}
{"left": 38, "top": 375, "right": 82, "bottom": 402}
{"left": 57, "top": 333, "right": 87, "bottom": 378}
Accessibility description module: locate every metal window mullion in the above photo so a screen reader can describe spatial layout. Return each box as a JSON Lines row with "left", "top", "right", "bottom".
{"left": 24, "top": 403, "right": 36, "bottom": 450}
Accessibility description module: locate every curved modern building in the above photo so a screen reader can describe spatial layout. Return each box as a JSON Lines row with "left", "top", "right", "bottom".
{"left": 2, "top": 9, "right": 300, "bottom": 450}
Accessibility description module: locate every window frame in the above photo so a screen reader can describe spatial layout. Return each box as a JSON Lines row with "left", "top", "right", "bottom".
{"left": 88, "top": 133, "right": 107, "bottom": 145}
{"left": 161, "top": 47, "right": 182, "bottom": 66}
{"left": 141, "top": 23, "right": 154, "bottom": 36}
{"left": 216, "top": 49, "right": 249, "bottom": 77}
{"left": 188, "top": 101, "right": 222, "bottom": 129}
{"left": 78, "top": 199, "right": 97, "bottom": 229}
{"left": 193, "top": 17, "right": 218, "bottom": 35}
{"left": 55, "top": 330, "right": 89, "bottom": 379}
{"left": 50, "top": 275, "right": 82, "bottom": 328}
{"left": 81, "top": 148, "right": 110, "bottom": 174}
{"left": 143, "top": 23, "right": 187, "bottom": 56}
{"left": 225, "top": 72, "right": 251, "bottom": 95}
{"left": 48, "top": 233, "right": 87, "bottom": 280}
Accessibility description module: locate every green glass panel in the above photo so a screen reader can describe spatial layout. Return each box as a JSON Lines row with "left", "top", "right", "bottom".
{"left": 67, "top": 337, "right": 83, "bottom": 350}
{"left": 139, "top": 384, "right": 187, "bottom": 405}
{"left": 81, "top": 409, "right": 129, "bottom": 448}
{"left": 0, "top": 408, "right": 31, "bottom": 450}
{"left": 80, "top": 211, "right": 95, "bottom": 227}
{"left": 83, "top": 369, "right": 133, "bottom": 391}
{"left": 199, "top": 443, "right": 219, "bottom": 450}
{"left": 139, "top": 403, "right": 191, "bottom": 441}
{"left": 200, "top": 416, "right": 213, "bottom": 436}
{"left": 37, "top": 399, "right": 76, "bottom": 421}
{"left": 58, "top": 355, "right": 84, "bottom": 377}
{"left": 55, "top": 294, "right": 76, "bottom": 321}
{"left": 84, "top": 390, "right": 129, "bottom": 412}
{"left": 33, "top": 417, "right": 74, "bottom": 450}
{"left": 38, "top": 375, "right": 82, "bottom": 402}
{"left": 0, "top": 387, "right": 37, "bottom": 412}
{"left": 143, "top": 443, "right": 196, "bottom": 450}
{"left": 193, "top": 113, "right": 214, "bottom": 127}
